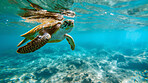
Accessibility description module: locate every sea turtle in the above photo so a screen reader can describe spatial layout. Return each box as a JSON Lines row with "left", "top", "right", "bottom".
{"left": 17, "top": 19, "right": 75, "bottom": 54}
{"left": 17, "top": 0, "right": 75, "bottom": 53}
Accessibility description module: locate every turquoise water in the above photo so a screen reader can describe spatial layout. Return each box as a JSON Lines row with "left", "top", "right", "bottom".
{"left": 0, "top": 0, "right": 148, "bottom": 82}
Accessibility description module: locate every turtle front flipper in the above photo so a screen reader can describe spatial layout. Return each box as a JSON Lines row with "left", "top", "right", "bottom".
{"left": 65, "top": 34, "right": 75, "bottom": 50}
{"left": 27, "top": 0, "right": 43, "bottom": 10}
{"left": 17, "top": 33, "right": 51, "bottom": 54}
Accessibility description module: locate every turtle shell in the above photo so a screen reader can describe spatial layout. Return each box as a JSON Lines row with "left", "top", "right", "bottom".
{"left": 21, "top": 19, "right": 61, "bottom": 40}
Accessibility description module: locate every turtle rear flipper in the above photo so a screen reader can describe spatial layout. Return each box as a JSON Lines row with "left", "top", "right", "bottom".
{"left": 27, "top": 0, "right": 43, "bottom": 10}
{"left": 17, "top": 38, "right": 29, "bottom": 47}
{"left": 17, "top": 33, "right": 51, "bottom": 54}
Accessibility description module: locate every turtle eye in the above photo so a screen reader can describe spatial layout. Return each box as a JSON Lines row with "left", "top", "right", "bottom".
{"left": 61, "top": 22, "right": 67, "bottom": 29}
{"left": 65, "top": 21, "right": 72, "bottom": 26}
{"left": 63, "top": 24, "right": 67, "bottom": 28}
{"left": 61, "top": 20, "right": 72, "bottom": 30}
{"left": 64, "top": 21, "right": 69, "bottom": 25}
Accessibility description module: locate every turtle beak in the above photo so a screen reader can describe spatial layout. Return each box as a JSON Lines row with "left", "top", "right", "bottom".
{"left": 71, "top": 20, "right": 74, "bottom": 25}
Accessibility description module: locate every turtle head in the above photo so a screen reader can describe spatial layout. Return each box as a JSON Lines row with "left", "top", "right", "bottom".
{"left": 60, "top": 20, "right": 74, "bottom": 33}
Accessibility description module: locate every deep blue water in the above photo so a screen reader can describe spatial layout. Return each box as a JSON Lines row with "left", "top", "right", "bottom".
{"left": 0, "top": 0, "right": 148, "bottom": 83}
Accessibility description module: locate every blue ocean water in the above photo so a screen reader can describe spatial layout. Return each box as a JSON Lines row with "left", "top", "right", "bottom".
{"left": 0, "top": 0, "right": 148, "bottom": 83}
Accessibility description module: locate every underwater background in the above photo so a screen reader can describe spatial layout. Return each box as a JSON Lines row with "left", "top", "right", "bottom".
{"left": 0, "top": 0, "right": 148, "bottom": 83}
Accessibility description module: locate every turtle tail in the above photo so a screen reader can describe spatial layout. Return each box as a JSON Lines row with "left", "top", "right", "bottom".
{"left": 17, "top": 35, "right": 50, "bottom": 54}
